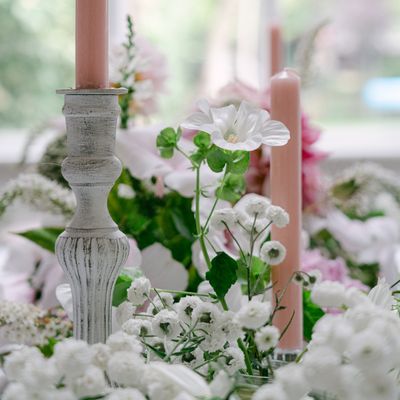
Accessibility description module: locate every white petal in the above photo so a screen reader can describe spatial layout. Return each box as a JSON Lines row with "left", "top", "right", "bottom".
{"left": 56, "top": 284, "right": 73, "bottom": 321}
{"left": 196, "top": 98, "right": 212, "bottom": 116}
{"left": 140, "top": 243, "right": 188, "bottom": 290}
{"left": 260, "top": 119, "right": 290, "bottom": 146}
{"left": 180, "top": 112, "right": 214, "bottom": 131}
{"left": 210, "top": 104, "right": 236, "bottom": 134}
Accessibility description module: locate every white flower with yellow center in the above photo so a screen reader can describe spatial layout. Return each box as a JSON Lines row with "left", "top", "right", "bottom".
{"left": 181, "top": 99, "right": 290, "bottom": 151}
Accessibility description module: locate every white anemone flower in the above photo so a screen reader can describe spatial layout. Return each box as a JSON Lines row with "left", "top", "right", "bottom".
{"left": 181, "top": 99, "right": 290, "bottom": 151}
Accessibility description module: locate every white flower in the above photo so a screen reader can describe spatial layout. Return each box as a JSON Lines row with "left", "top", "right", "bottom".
{"left": 91, "top": 343, "right": 112, "bottom": 370}
{"left": 209, "top": 208, "right": 237, "bottom": 231}
{"left": 265, "top": 206, "right": 289, "bottom": 228}
{"left": 122, "top": 319, "right": 152, "bottom": 337}
{"left": 153, "top": 292, "right": 175, "bottom": 309}
{"left": 20, "top": 356, "right": 60, "bottom": 391}
{"left": 107, "top": 388, "right": 146, "bottom": 400}
{"left": 192, "top": 302, "right": 222, "bottom": 330}
{"left": 236, "top": 299, "right": 271, "bottom": 330}
{"left": 223, "top": 347, "right": 245, "bottom": 374}
{"left": 274, "top": 364, "right": 310, "bottom": 400}
{"left": 152, "top": 310, "right": 181, "bottom": 338}
{"left": 42, "top": 389, "right": 76, "bottom": 400}
{"left": 310, "top": 281, "right": 348, "bottom": 308}
{"left": 253, "top": 383, "right": 288, "bottom": 400}
{"left": 107, "top": 351, "right": 146, "bottom": 389}
{"left": 181, "top": 99, "right": 290, "bottom": 151}
{"left": 146, "top": 362, "right": 211, "bottom": 399}
{"left": 127, "top": 277, "right": 151, "bottom": 306}
{"left": 176, "top": 347, "right": 203, "bottom": 368}
{"left": 4, "top": 346, "right": 42, "bottom": 381}
{"left": 2, "top": 383, "right": 30, "bottom": 400}
{"left": 54, "top": 339, "right": 94, "bottom": 379}
{"left": 368, "top": 278, "right": 394, "bottom": 310}
{"left": 217, "top": 311, "right": 243, "bottom": 342}
{"left": 209, "top": 371, "right": 234, "bottom": 399}
{"left": 200, "top": 330, "right": 227, "bottom": 352}
{"left": 255, "top": 325, "right": 280, "bottom": 351}
{"left": 118, "top": 183, "right": 136, "bottom": 199}
{"left": 69, "top": 365, "right": 107, "bottom": 398}
{"left": 260, "top": 241, "right": 286, "bottom": 265}
{"left": 116, "top": 301, "right": 136, "bottom": 326}
{"left": 106, "top": 331, "right": 143, "bottom": 354}
{"left": 175, "top": 296, "right": 203, "bottom": 325}
{"left": 243, "top": 194, "right": 271, "bottom": 218}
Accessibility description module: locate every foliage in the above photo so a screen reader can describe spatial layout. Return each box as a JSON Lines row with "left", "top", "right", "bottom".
{"left": 303, "top": 290, "right": 324, "bottom": 341}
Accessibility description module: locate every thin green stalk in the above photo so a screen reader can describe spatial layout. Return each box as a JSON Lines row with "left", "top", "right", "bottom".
{"left": 238, "top": 337, "right": 254, "bottom": 375}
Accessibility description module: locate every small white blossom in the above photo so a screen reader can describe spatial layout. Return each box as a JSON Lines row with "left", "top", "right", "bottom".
{"left": 152, "top": 310, "right": 181, "bottom": 338}
{"left": 4, "top": 346, "right": 42, "bottom": 381}
{"left": 209, "top": 208, "right": 237, "bottom": 231}
{"left": 181, "top": 99, "right": 290, "bottom": 151}
{"left": 192, "top": 302, "right": 222, "bottom": 331}
{"left": 106, "top": 331, "right": 143, "bottom": 354}
{"left": 42, "top": 389, "right": 76, "bottom": 400}
{"left": 20, "top": 357, "right": 60, "bottom": 391}
{"left": 54, "top": 339, "right": 94, "bottom": 379}
{"left": 275, "top": 364, "right": 310, "bottom": 400}
{"left": 107, "top": 351, "right": 146, "bottom": 389}
{"left": 2, "top": 383, "right": 30, "bottom": 400}
{"left": 91, "top": 343, "right": 112, "bottom": 370}
{"left": 236, "top": 299, "right": 271, "bottom": 330}
{"left": 253, "top": 383, "right": 288, "bottom": 400}
{"left": 107, "top": 388, "right": 146, "bottom": 400}
{"left": 255, "top": 325, "right": 280, "bottom": 351}
{"left": 127, "top": 277, "right": 151, "bottom": 306}
{"left": 223, "top": 347, "right": 245, "bottom": 374}
{"left": 244, "top": 195, "right": 271, "bottom": 218}
{"left": 260, "top": 241, "right": 286, "bottom": 265}
{"left": 217, "top": 311, "right": 243, "bottom": 343}
{"left": 116, "top": 301, "right": 136, "bottom": 326}
{"left": 266, "top": 206, "right": 289, "bottom": 228}
{"left": 175, "top": 296, "right": 203, "bottom": 325}
{"left": 311, "top": 281, "right": 348, "bottom": 309}
{"left": 200, "top": 330, "right": 227, "bottom": 352}
{"left": 122, "top": 319, "right": 152, "bottom": 337}
{"left": 209, "top": 371, "right": 234, "bottom": 399}
{"left": 69, "top": 365, "right": 107, "bottom": 398}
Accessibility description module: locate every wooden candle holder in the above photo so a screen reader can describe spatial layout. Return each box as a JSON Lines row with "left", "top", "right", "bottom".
{"left": 56, "top": 88, "right": 129, "bottom": 344}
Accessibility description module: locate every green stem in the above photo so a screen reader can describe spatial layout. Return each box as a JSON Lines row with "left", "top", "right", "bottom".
{"left": 238, "top": 337, "right": 254, "bottom": 375}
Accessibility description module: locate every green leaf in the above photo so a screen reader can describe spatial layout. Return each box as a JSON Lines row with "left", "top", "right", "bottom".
{"left": 112, "top": 274, "right": 133, "bottom": 307}
{"left": 216, "top": 174, "right": 246, "bottom": 202}
{"left": 193, "top": 131, "right": 211, "bottom": 149}
{"left": 303, "top": 290, "right": 325, "bottom": 341}
{"left": 18, "top": 227, "right": 64, "bottom": 253}
{"left": 157, "top": 127, "right": 178, "bottom": 158}
{"left": 207, "top": 147, "right": 228, "bottom": 173}
{"left": 206, "top": 252, "right": 238, "bottom": 300}
{"left": 227, "top": 151, "right": 250, "bottom": 174}
{"left": 331, "top": 178, "right": 359, "bottom": 200}
{"left": 38, "top": 337, "right": 59, "bottom": 358}
{"left": 237, "top": 256, "right": 270, "bottom": 295}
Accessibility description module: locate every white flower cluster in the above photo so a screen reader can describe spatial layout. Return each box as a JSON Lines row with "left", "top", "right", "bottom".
{"left": 254, "top": 280, "right": 400, "bottom": 400}
{"left": 119, "top": 277, "right": 277, "bottom": 377}
{"left": 2, "top": 335, "right": 211, "bottom": 400}
{"left": 0, "top": 301, "right": 71, "bottom": 346}
{"left": 0, "top": 173, "right": 75, "bottom": 218}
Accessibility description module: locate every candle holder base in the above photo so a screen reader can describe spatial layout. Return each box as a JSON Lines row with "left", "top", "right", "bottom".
{"left": 56, "top": 88, "right": 129, "bottom": 344}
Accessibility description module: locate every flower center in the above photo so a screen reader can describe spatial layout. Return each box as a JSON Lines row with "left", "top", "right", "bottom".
{"left": 268, "top": 248, "right": 280, "bottom": 258}
{"left": 226, "top": 133, "right": 239, "bottom": 143}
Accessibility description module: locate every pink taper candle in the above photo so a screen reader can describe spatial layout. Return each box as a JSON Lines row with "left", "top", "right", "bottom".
{"left": 270, "top": 22, "right": 283, "bottom": 77}
{"left": 76, "top": 0, "right": 109, "bottom": 89}
{"left": 270, "top": 69, "right": 303, "bottom": 350}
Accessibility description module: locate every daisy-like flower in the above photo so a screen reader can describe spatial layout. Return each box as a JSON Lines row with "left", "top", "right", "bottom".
{"left": 209, "top": 208, "right": 237, "bottom": 231}
{"left": 152, "top": 310, "right": 181, "bottom": 339}
{"left": 127, "top": 277, "right": 151, "bottom": 306}
{"left": 223, "top": 347, "right": 245, "bottom": 375}
{"left": 122, "top": 319, "right": 153, "bottom": 337}
{"left": 181, "top": 99, "right": 290, "bottom": 151}
{"left": 265, "top": 205, "right": 290, "bottom": 228}
{"left": 243, "top": 194, "right": 271, "bottom": 218}
{"left": 255, "top": 325, "right": 280, "bottom": 351}
{"left": 236, "top": 299, "right": 271, "bottom": 330}
{"left": 192, "top": 302, "right": 222, "bottom": 331}
{"left": 260, "top": 241, "right": 287, "bottom": 265}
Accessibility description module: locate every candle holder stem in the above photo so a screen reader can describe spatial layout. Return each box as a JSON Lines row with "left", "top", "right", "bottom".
{"left": 56, "top": 88, "right": 129, "bottom": 344}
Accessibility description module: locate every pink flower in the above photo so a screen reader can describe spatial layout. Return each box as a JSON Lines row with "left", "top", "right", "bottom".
{"left": 302, "top": 249, "right": 367, "bottom": 291}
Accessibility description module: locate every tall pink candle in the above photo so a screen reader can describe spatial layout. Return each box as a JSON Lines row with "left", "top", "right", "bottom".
{"left": 76, "top": 0, "right": 109, "bottom": 89}
{"left": 270, "top": 69, "right": 303, "bottom": 350}
{"left": 270, "top": 22, "right": 283, "bottom": 77}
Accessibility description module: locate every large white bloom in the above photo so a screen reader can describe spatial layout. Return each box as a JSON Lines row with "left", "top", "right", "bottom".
{"left": 310, "top": 281, "right": 348, "bottom": 309}
{"left": 181, "top": 99, "right": 290, "bottom": 151}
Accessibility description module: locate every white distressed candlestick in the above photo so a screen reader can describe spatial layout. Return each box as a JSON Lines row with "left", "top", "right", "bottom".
{"left": 56, "top": 88, "right": 129, "bottom": 344}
